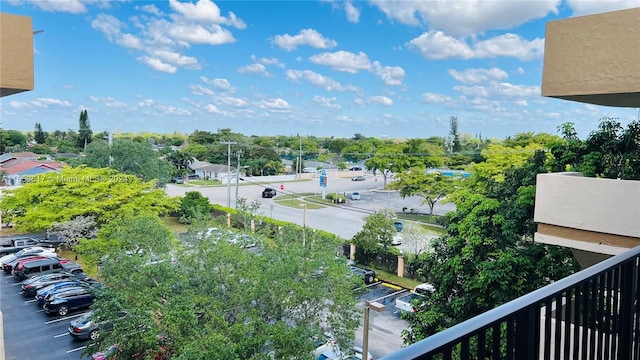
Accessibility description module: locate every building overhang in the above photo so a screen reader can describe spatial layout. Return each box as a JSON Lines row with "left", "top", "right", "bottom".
{"left": 534, "top": 173, "right": 640, "bottom": 267}
{"left": 541, "top": 7, "right": 640, "bottom": 108}
{"left": 0, "top": 13, "right": 34, "bottom": 97}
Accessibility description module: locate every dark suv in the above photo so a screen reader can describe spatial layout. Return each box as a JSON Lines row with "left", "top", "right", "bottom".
{"left": 262, "top": 187, "right": 277, "bottom": 198}
{"left": 43, "top": 287, "right": 96, "bottom": 316}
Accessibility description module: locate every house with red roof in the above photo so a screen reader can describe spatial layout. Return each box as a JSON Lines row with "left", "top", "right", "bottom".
{"left": 0, "top": 152, "right": 65, "bottom": 185}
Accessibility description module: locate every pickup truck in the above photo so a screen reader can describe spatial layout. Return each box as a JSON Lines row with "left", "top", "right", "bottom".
{"left": 0, "top": 238, "right": 51, "bottom": 256}
{"left": 395, "top": 283, "right": 435, "bottom": 313}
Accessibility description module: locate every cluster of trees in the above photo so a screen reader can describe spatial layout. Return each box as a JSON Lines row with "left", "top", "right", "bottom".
{"left": 1, "top": 166, "right": 361, "bottom": 359}
{"left": 2, "top": 115, "right": 639, "bottom": 356}
{"left": 347, "top": 118, "right": 640, "bottom": 345}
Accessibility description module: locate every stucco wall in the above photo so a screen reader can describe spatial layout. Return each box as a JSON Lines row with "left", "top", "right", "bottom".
{"left": 0, "top": 13, "right": 34, "bottom": 97}
{"left": 541, "top": 7, "right": 640, "bottom": 107}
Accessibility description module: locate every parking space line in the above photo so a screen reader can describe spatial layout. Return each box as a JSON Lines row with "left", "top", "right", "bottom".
{"left": 11, "top": 282, "right": 22, "bottom": 286}
{"left": 24, "top": 299, "right": 36, "bottom": 303}
{"left": 54, "top": 332, "right": 69, "bottom": 338}
{"left": 66, "top": 345, "right": 86, "bottom": 353}
{"left": 45, "top": 312, "right": 87, "bottom": 324}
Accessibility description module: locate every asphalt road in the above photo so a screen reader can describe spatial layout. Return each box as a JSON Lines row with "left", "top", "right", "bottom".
{"left": 0, "top": 271, "right": 92, "bottom": 360}
{"left": 165, "top": 174, "right": 455, "bottom": 240}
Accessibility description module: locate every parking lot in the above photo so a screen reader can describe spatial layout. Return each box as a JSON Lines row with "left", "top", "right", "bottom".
{"left": 1, "top": 268, "right": 413, "bottom": 360}
{"left": 0, "top": 271, "right": 91, "bottom": 360}
{"left": 354, "top": 282, "right": 413, "bottom": 358}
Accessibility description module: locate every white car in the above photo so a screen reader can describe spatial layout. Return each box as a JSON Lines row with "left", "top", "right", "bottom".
{"left": 0, "top": 246, "right": 56, "bottom": 266}
{"left": 314, "top": 343, "right": 373, "bottom": 360}
{"left": 350, "top": 192, "right": 361, "bottom": 200}
{"left": 391, "top": 233, "right": 402, "bottom": 246}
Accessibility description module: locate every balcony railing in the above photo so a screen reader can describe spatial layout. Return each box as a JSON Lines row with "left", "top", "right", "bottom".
{"left": 381, "top": 245, "right": 640, "bottom": 360}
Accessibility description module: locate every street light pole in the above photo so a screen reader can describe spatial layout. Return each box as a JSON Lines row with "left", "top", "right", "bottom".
{"left": 220, "top": 141, "right": 237, "bottom": 209}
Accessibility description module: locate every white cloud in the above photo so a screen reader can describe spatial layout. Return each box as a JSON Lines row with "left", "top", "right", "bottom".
{"left": 407, "top": 31, "right": 544, "bottom": 61}
{"left": 370, "top": 0, "right": 559, "bottom": 37}
{"left": 88, "top": 96, "right": 128, "bottom": 109}
{"left": 250, "top": 55, "right": 282, "bottom": 66}
{"left": 90, "top": 1, "right": 246, "bottom": 73}
{"left": 371, "top": 96, "right": 394, "bottom": 106}
{"left": 9, "top": 98, "right": 73, "bottom": 109}
{"left": 309, "top": 51, "right": 371, "bottom": 73}
{"left": 190, "top": 84, "right": 215, "bottom": 96}
{"left": 421, "top": 93, "right": 454, "bottom": 106}
{"left": 200, "top": 77, "right": 233, "bottom": 91}
{"left": 136, "top": 4, "right": 162, "bottom": 16}
{"left": 167, "top": 23, "right": 235, "bottom": 45}
{"left": 138, "top": 99, "right": 155, "bottom": 107}
{"left": 454, "top": 82, "right": 541, "bottom": 100}
{"left": 345, "top": 2, "right": 361, "bottom": 23}
{"left": 156, "top": 104, "right": 191, "bottom": 116}
{"left": 567, "top": 0, "right": 639, "bottom": 16}
{"left": 237, "top": 63, "right": 272, "bottom": 77}
{"left": 310, "top": 50, "right": 405, "bottom": 85}
{"left": 448, "top": 67, "right": 509, "bottom": 84}
{"left": 19, "top": 0, "right": 87, "bottom": 13}
{"left": 285, "top": 69, "right": 360, "bottom": 92}
{"left": 216, "top": 96, "right": 248, "bottom": 107}
{"left": 168, "top": 0, "right": 246, "bottom": 28}
{"left": 516, "top": 67, "right": 525, "bottom": 75}
{"left": 312, "top": 96, "right": 341, "bottom": 110}
{"left": 257, "top": 98, "right": 291, "bottom": 112}
{"left": 91, "top": 14, "right": 124, "bottom": 42}
{"left": 371, "top": 62, "right": 405, "bottom": 86}
{"left": 273, "top": 28, "right": 337, "bottom": 51}
{"left": 137, "top": 56, "right": 178, "bottom": 73}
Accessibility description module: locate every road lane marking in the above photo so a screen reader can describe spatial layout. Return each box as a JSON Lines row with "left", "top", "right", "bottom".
{"left": 24, "top": 299, "right": 36, "bottom": 303}
{"left": 66, "top": 346, "right": 86, "bottom": 353}
{"left": 44, "top": 312, "right": 87, "bottom": 324}
{"left": 54, "top": 332, "right": 70, "bottom": 338}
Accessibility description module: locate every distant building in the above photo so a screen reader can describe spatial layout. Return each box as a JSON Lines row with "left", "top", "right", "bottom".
{"left": 0, "top": 152, "right": 65, "bottom": 185}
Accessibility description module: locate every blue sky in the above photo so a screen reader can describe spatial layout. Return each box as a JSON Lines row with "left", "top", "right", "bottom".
{"left": 1, "top": 0, "right": 638, "bottom": 140}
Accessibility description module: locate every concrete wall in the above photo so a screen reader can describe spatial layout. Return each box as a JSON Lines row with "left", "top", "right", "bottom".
{"left": 0, "top": 13, "right": 34, "bottom": 97}
{"left": 534, "top": 173, "right": 640, "bottom": 266}
{"left": 541, "top": 7, "right": 640, "bottom": 107}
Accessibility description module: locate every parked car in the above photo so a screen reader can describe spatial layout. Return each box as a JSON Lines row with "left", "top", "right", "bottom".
{"left": 391, "top": 233, "right": 402, "bottom": 246}
{"left": 393, "top": 221, "right": 404, "bottom": 232}
{"left": 351, "top": 175, "right": 366, "bottom": 181}
{"left": 262, "top": 187, "right": 277, "bottom": 198}
{"left": 186, "top": 173, "right": 199, "bottom": 180}
{"left": 36, "top": 280, "right": 93, "bottom": 305}
{"left": 348, "top": 265, "right": 377, "bottom": 285}
{"left": 349, "top": 192, "right": 361, "bottom": 200}
{"left": 22, "top": 271, "right": 90, "bottom": 297}
{"left": 13, "top": 256, "right": 81, "bottom": 281}
{"left": 170, "top": 176, "right": 184, "bottom": 184}
{"left": 1, "top": 247, "right": 57, "bottom": 273}
{"left": 68, "top": 310, "right": 117, "bottom": 341}
{"left": 314, "top": 343, "right": 373, "bottom": 360}
{"left": 43, "top": 287, "right": 96, "bottom": 316}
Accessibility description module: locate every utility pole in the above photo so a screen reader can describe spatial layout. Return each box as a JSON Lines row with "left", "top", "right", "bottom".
{"left": 220, "top": 141, "right": 237, "bottom": 208}
{"left": 235, "top": 150, "right": 243, "bottom": 209}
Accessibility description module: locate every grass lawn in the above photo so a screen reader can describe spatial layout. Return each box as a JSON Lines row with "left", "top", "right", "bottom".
{"left": 274, "top": 193, "right": 324, "bottom": 209}
{"left": 161, "top": 216, "right": 190, "bottom": 234}
{"left": 373, "top": 268, "right": 423, "bottom": 289}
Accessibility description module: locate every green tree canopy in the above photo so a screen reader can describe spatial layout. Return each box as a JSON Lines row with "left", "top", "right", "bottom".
{"left": 390, "top": 168, "right": 456, "bottom": 215}
{"left": 402, "top": 151, "right": 578, "bottom": 343}
{"left": 0, "top": 166, "right": 179, "bottom": 232}
{"left": 351, "top": 209, "right": 398, "bottom": 254}
{"left": 83, "top": 139, "right": 175, "bottom": 184}
{"left": 84, "top": 219, "right": 360, "bottom": 359}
